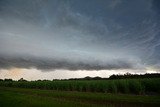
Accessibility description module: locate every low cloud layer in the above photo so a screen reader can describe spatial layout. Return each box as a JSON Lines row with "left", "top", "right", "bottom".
{"left": 0, "top": 0, "right": 160, "bottom": 71}
{"left": 0, "top": 55, "right": 143, "bottom": 70}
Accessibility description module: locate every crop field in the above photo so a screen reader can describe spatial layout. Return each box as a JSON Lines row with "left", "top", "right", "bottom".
{"left": 0, "top": 78, "right": 160, "bottom": 95}
{"left": 0, "top": 78, "right": 160, "bottom": 107}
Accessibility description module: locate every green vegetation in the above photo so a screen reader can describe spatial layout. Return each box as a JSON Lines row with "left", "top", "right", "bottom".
{"left": 0, "top": 87, "right": 160, "bottom": 107}
{"left": 1, "top": 74, "right": 160, "bottom": 107}
{"left": 0, "top": 87, "right": 105, "bottom": 107}
{"left": 0, "top": 78, "right": 160, "bottom": 95}
{"left": 0, "top": 76, "right": 160, "bottom": 107}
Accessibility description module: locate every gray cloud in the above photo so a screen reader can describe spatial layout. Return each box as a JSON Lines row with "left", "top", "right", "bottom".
{"left": 0, "top": 55, "right": 142, "bottom": 71}
{"left": 0, "top": 0, "right": 160, "bottom": 71}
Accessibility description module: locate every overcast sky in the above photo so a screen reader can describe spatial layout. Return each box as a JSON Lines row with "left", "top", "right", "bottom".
{"left": 0, "top": 0, "right": 160, "bottom": 80}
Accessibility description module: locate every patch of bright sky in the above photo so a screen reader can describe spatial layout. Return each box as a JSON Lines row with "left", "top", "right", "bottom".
{"left": 0, "top": 68, "right": 150, "bottom": 81}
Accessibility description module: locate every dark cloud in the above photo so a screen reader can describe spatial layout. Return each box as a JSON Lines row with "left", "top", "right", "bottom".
{"left": 0, "top": 55, "right": 141, "bottom": 71}
{"left": 0, "top": 0, "right": 160, "bottom": 71}
{"left": 152, "top": 0, "right": 160, "bottom": 15}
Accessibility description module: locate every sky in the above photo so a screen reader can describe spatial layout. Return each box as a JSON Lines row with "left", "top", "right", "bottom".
{"left": 0, "top": 0, "right": 160, "bottom": 80}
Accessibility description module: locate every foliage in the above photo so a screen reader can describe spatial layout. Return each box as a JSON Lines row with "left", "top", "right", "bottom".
{"left": 0, "top": 78, "right": 160, "bottom": 95}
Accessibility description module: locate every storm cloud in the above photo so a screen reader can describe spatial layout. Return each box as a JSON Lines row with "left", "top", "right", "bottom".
{"left": 0, "top": 55, "right": 142, "bottom": 70}
{"left": 0, "top": 0, "right": 160, "bottom": 71}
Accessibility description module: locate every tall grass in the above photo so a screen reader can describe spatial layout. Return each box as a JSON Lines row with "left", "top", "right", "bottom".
{"left": 0, "top": 78, "right": 160, "bottom": 95}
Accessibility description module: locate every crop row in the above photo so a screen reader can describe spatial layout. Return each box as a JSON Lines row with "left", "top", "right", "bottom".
{"left": 0, "top": 78, "right": 160, "bottom": 95}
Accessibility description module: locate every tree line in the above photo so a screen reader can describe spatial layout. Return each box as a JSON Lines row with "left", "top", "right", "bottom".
{"left": 0, "top": 73, "right": 160, "bottom": 81}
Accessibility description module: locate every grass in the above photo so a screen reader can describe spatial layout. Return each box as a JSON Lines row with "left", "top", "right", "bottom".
{"left": 0, "top": 87, "right": 160, "bottom": 107}
{"left": 0, "top": 87, "right": 108, "bottom": 107}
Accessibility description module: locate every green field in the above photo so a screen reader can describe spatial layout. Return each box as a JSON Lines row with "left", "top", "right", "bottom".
{"left": 0, "top": 87, "right": 160, "bottom": 107}
{"left": 0, "top": 78, "right": 160, "bottom": 107}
